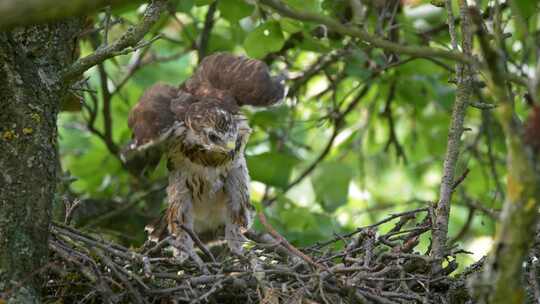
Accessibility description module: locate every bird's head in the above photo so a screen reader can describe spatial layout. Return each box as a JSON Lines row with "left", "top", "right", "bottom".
{"left": 180, "top": 100, "right": 242, "bottom": 160}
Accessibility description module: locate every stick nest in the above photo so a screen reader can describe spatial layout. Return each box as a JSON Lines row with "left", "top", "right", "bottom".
{"left": 43, "top": 207, "right": 473, "bottom": 304}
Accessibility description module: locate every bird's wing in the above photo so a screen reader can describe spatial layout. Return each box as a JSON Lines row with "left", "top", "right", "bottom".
{"left": 184, "top": 52, "right": 286, "bottom": 108}
{"left": 122, "top": 83, "right": 184, "bottom": 176}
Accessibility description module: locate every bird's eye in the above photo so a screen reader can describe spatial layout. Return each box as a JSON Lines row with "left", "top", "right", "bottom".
{"left": 208, "top": 133, "right": 220, "bottom": 143}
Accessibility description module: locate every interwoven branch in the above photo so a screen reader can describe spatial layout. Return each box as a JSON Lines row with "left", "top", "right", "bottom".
{"left": 39, "top": 208, "right": 472, "bottom": 303}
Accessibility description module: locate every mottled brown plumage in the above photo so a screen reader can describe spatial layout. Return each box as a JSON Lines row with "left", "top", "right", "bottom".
{"left": 184, "top": 53, "right": 285, "bottom": 107}
{"left": 123, "top": 52, "right": 285, "bottom": 259}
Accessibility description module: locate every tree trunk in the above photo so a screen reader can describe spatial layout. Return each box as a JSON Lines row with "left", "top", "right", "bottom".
{"left": 0, "top": 20, "right": 81, "bottom": 303}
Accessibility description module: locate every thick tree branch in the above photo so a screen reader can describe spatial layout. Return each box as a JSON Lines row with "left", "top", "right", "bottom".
{"left": 0, "top": 0, "right": 145, "bottom": 30}
{"left": 258, "top": 0, "right": 472, "bottom": 64}
{"left": 431, "top": 0, "right": 473, "bottom": 274}
{"left": 469, "top": 6, "right": 540, "bottom": 304}
{"left": 62, "top": 0, "right": 167, "bottom": 84}
{"left": 0, "top": 18, "right": 84, "bottom": 303}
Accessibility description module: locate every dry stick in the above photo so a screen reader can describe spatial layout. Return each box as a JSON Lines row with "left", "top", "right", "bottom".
{"left": 431, "top": 0, "right": 473, "bottom": 274}
{"left": 64, "top": 198, "right": 82, "bottom": 225}
{"left": 179, "top": 224, "right": 216, "bottom": 263}
{"left": 49, "top": 240, "right": 115, "bottom": 302}
{"left": 309, "top": 207, "right": 430, "bottom": 251}
{"left": 52, "top": 224, "right": 135, "bottom": 260}
{"left": 47, "top": 209, "right": 450, "bottom": 303}
{"left": 451, "top": 167, "right": 470, "bottom": 191}
{"left": 95, "top": 251, "right": 146, "bottom": 304}
{"left": 257, "top": 212, "right": 327, "bottom": 270}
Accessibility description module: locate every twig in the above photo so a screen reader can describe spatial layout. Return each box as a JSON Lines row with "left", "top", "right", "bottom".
{"left": 382, "top": 79, "right": 407, "bottom": 163}
{"left": 469, "top": 101, "right": 497, "bottom": 110}
{"left": 45, "top": 206, "right": 468, "bottom": 303}
{"left": 64, "top": 198, "right": 82, "bottom": 226}
{"left": 180, "top": 224, "right": 216, "bottom": 263}
{"left": 451, "top": 168, "right": 470, "bottom": 191}
{"left": 63, "top": 0, "right": 167, "bottom": 83}
{"left": 257, "top": 211, "right": 326, "bottom": 270}
{"left": 96, "top": 61, "right": 119, "bottom": 155}
{"left": 197, "top": 1, "right": 217, "bottom": 61}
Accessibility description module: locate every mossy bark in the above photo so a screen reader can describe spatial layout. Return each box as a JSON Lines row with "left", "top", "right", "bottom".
{"left": 0, "top": 20, "right": 81, "bottom": 303}
{"left": 470, "top": 8, "right": 540, "bottom": 303}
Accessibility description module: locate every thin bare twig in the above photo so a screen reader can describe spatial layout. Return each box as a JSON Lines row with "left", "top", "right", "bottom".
{"left": 197, "top": 1, "right": 217, "bottom": 61}
{"left": 257, "top": 212, "right": 326, "bottom": 270}
{"left": 382, "top": 79, "right": 407, "bottom": 163}
{"left": 180, "top": 224, "right": 216, "bottom": 263}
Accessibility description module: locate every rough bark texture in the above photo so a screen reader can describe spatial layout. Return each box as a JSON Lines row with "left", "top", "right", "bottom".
{"left": 469, "top": 7, "right": 540, "bottom": 304}
{"left": 0, "top": 20, "right": 82, "bottom": 303}
{"left": 431, "top": 0, "right": 473, "bottom": 273}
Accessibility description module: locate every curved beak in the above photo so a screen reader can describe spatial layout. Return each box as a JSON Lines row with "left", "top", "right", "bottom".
{"left": 225, "top": 140, "right": 236, "bottom": 151}
{"left": 211, "top": 140, "right": 236, "bottom": 155}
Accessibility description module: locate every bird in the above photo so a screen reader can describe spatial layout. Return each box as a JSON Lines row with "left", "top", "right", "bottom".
{"left": 122, "top": 53, "right": 285, "bottom": 260}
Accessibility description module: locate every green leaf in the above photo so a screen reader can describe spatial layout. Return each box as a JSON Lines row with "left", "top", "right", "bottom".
{"left": 298, "top": 34, "right": 331, "bottom": 52}
{"left": 247, "top": 152, "right": 300, "bottom": 188}
{"left": 322, "top": 0, "right": 348, "bottom": 16}
{"left": 208, "top": 33, "right": 236, "bottom": 53}
{"left": 180, "top": 23, "right": 198, "bottom": 44}
{"left": 250, "top": 105, "right": 290, "bottom": 128}
{"left": 284, "top": 0, "right": 320, "bottom": 13}
{"left": 510, "top": 0, "right": 539, "bottom": 39}
{"left": 244, "top": 21, "right": 285, "bottom": 59}
{"left": 218, "top": 0, "right": 254, "bottom": 23}
{"left": 344, "top": 52, "right": 371, "bottom": 79}
{"left": 513, "top": 0, "right": 538, "bottom": 20}
{"left": 175, "top": 0, "right": 194, "bottom": 12}
{"left": 195, "top": 0, "right": 214, "bottom": 6}
{"left": 280, "top": 18, "right": 304, "bottom": 33}
{"left": 312, "top": 162, "right": 352, "bottom": 212}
